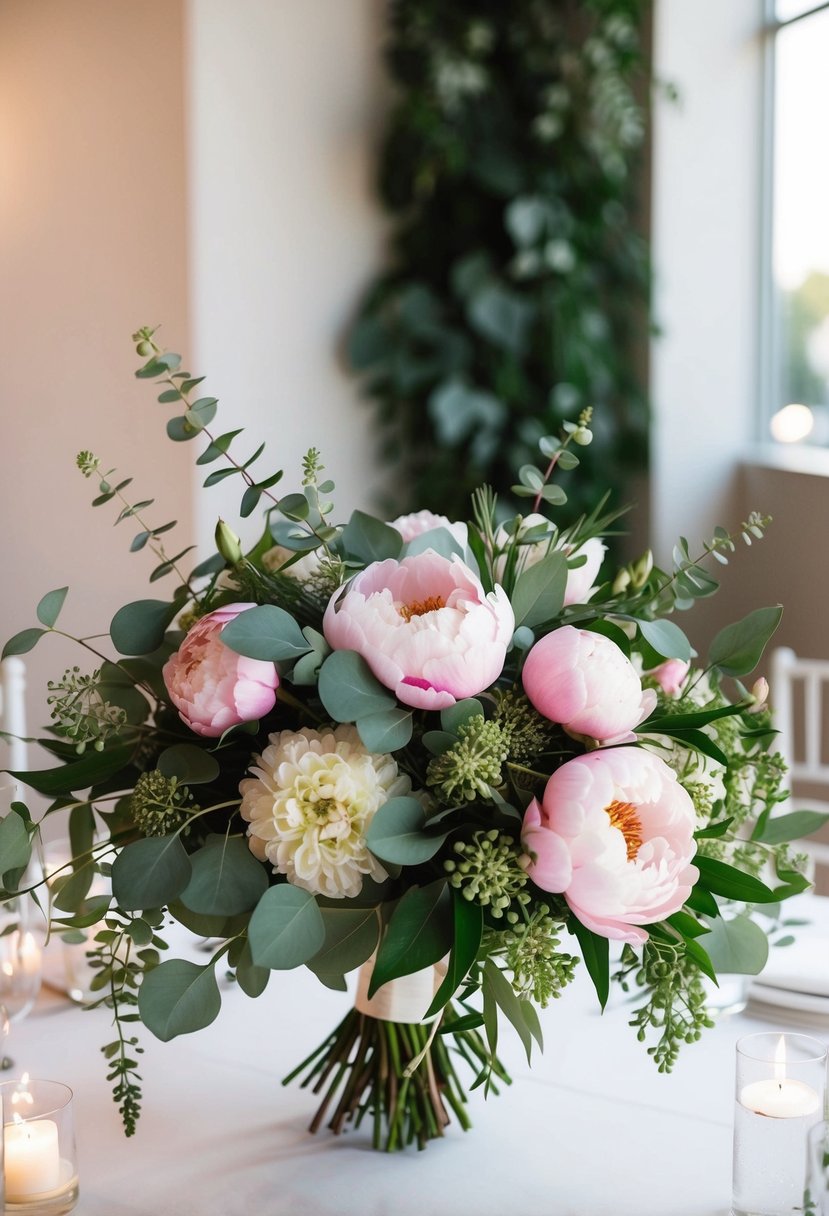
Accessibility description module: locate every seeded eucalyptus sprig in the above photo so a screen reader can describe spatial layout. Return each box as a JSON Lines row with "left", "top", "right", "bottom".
{"left": 614, "top": 940, "right": 714, "bottom": 1073}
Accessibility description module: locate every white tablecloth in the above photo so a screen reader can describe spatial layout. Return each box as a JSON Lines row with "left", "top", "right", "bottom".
{"left": 8, "top": 899, "right": 829, "bottom": 1216}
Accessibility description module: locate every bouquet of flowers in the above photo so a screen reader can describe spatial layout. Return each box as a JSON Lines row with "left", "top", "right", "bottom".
{"left": 0, "top": 328, "right": 817, "bottom": 1152}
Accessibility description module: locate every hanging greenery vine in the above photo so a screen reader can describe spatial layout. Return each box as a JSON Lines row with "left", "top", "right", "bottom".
{"left": 348, "top": 0, "right": 652, "bottom": 522}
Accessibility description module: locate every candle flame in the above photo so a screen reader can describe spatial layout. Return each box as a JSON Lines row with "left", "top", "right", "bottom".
{"left": 774, "top": 1035, "right": 787, "bottom": 1084}
{"left": 11, "top": 1073, "right": 34, "bottom": 1106}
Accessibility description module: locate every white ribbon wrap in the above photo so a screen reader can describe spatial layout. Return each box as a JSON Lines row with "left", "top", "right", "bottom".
{"left": 354, "top": 955, "right": 449, "bottom": 1023}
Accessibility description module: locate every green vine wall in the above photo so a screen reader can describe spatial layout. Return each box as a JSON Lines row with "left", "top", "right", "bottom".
{"left": 349, "top": 0, "right": 652, "bottom": 522}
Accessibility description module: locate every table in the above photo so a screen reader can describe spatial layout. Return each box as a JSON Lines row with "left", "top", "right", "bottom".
{"left": 8, "top": 901, "right": 829, "bottom": 1216}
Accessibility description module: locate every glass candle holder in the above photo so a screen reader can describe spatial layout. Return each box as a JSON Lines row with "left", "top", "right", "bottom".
{"left": 805, "top": 1121, "right": 829, "bottom": 1216}
{"left": 0, "top": 1078, "right": 78, "bottom": 1215}
{"left": 732, "top": 1032, "right": 827, "bottom": 1216}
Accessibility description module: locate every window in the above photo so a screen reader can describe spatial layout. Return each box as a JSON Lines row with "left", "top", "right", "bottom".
{"left": 765, "top": 2, "right": 829, "bottom": 444}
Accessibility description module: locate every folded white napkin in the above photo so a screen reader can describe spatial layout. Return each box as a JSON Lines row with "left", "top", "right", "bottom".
{"left": 757, "top": 937, "right": 829, "bottom": 998}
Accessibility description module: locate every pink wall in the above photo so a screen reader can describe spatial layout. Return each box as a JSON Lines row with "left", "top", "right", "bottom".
{"left": 0, "top": 0, "right": 191, "bottom": 763}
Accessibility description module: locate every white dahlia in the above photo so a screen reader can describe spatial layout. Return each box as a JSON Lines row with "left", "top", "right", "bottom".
{"left": 239, "top": 725, "right": 409, "bottom": 899}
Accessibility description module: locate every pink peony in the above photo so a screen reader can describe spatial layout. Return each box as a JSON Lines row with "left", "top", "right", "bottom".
{"left": 323, "top": 551, "right": 514, "bottom": 711}
{"left": 647, "top": 658, "right": 690, "bottom": 697}
{"left": 562, "top": 536, "right": 606, "bottom": 607}
{"left": 162, "top": 603, "right": 279, "bottom": 737}
{"left": 521, "top": 747, "right": 699, "bottom": 943}
{"left": 523, "top": 625, "right": 656, "bottom": 743}
{"left": 390, "top": 510, "right": 468, "bottom": 548}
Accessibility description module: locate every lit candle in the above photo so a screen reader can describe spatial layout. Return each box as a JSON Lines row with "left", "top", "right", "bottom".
{"left": 4, "top": 1112, "right": 61, "bottom": 1198}
{"left": 740, "top": 1035, "right": 821, "bottom": 1119}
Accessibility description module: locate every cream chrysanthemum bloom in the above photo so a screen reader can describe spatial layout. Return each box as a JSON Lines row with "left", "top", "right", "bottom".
{"left": 239, "top": 725, "right": 410, "bottom": 899}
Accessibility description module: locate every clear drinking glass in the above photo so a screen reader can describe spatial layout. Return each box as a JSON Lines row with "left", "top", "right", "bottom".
{"left": 805, "top": 1121, "right": 829, "bottom": 1216}
{"left": 732, "top": 1032, "right": 828, "bottom": 1216}
{"left": 0, "top": 899, "right": 42, "bottom": 1069}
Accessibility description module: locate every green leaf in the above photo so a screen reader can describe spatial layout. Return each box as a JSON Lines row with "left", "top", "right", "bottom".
{"left": 642, "top": 704, "right": 744, "bottom": 732}
{"left": 694, "top": 816, "right": 735, "bottom": 840}
{"left": 511, "top": 551, "right": 567, "bottom": 628}
{"left": 110, "top": 599, "right": 179, "bottom": 656}
{"left": 166, "top": 416, "right": 198, "bottom": 442}
{"left": 180, "top": 836, "right": 268, "bottom": 917}
{"left": 307, "top": 905, "right": 379, "bottom": 981}
{"left": 402, "top": 528, "right": 466, "bottom": 561}
{"left": 111, "top": 835, "right": 192, "bottom": 911}
{"left": 366, "top": 797, "right": 449, "bottom": 865}
{"left": 752, "top": 810, "right": 829, "bottom": 845}
{"left": 708, "top": 605, "right": 783, "bottom": 677}
{"left": 683, "top": 936, "right": 718, "bottom": 984}
{"left": 0, "top": 809, "right": 32, "bottom": 882}
{"left": 203, "top": 467, "right": 241, "bottom": 488}
{"left": 2, "top": 628, "right": 46, "bottom": 660}
{"left": 647, "top": 726, "right": 728, "bottom": 768}
{"left": 219, "top": 604, "right": 310, "bottom": 662}
{"left": 196, "top": 428, "right": 244, "bottom": 466}
{"left": 440, "top": 699, "right": 484, "bottom": 734}
{"left": 571, "top": 917, "right": 609, "bottom": 1009}
{"left": 636, "top": 618, "right": 691, "bottom": 662}
{"left": 167, "top": 903, "right": 248, "bottom": 940}
{"left": 482, "top": 958, "right": 534, "bottom": 1064}
{"left": 233, "top": 939, "right": 270, "bottom": 998}
{"left": 138, "top": 959, "right": 221, "bottom": 1042}
{"left": 157, "top": 744, "right": 220, "bottom": 785}
{"left": 186, "top": 397, "right": 218, "bottom": 428}
{"left": 665, "top": 910, "right": 709, "bottom": 940}
{"left": 685, "top": 886, "right": 719, "bottom": 918}
{"left": 317, "top": 651, "right": 395, "bottom": 722}
{"left": 356, "top": 708, "right": 413, "bottom": 752}
{"left": 8, "top": 741, "right": 136, "bottom": 796}
{"left": 341, "top": 510, "right": 403, "bottom": 564}
{"left": 130, "top": 531, "right": 150, "bottom": 552}
{"left": 240, "top": 485, "right": 262, "bottom": 518}
{"left": 425, "top": 892, "right": 483, "bottom": 1018}
{"left": 701, "top": 914, "right": 770, "bottom": 975}
{"left": 694, "top": 855, "right": 780, "bottom": 904}
{"left": 368, "top": 880, "right": 452, "bottom": 997}
{"left": 248, "top": 885, "right": 325, "bottom": 970}
{"left": 36, "top": 587, "right": 69, "bottom": 628}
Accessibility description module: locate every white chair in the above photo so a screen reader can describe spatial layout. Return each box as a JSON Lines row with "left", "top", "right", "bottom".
{"left": 770, "top": 646, "right": 829, "bottom": 876}
{"left": 0, "top": 657, "right": 28, "bottom": 782}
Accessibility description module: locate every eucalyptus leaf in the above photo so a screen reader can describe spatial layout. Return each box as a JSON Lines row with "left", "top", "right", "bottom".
{"left": 636, "top": 618, "right": 691, "bottom": 663}
{"left": 110, "top": 599, "right": 179, "bottom": 656}
{"left": 180, "top": 836, "right": 268, "bottom": 917}
{"left": 248, "top": 885, "right": 325, "bottom": 970}
{"left": 708, "top": 606, "right": 783, "bottom": 677}
{"left": 220, "top": 604, "right": 310, "bottom": 662}
{"left": 2, "top": 628, "right": 47, "bottom": 660}
{"left": 366, "top": 797, "right": 449, "bottom": 865}
{"left": 356, "top": 708, "right": 413, "bottom": 752}
{"left": 0, "top": 809, "right": 31, "bottom": 882}
{"left": 440, "top": 699, "right": 484, "bottom": 735}
{"left": 233, "top": 939, "right": 270, "bottom": 998}
{"left": 36, "top": 587, "right": 69, "bottom": 629}
{"left": 138, "top": 958, "right": 222, "bottom": 1042}
{"left": 307, "top": 905, "right": 380, "bottom": 980}
{"left": 111, "top": 835, "right": 192, "bottom": 911}
{"left": 341, "top": 510, "right": 403, "bottom": 564}
{"left": 752, "top": 810, "right": 829, "bottom": 845}
{"left": 317, "top": 650, "right": 395, "bottom": 722}
{"left": 157, "top": 745, "right": 220, "bottom": 785}
{"left": 701, "top": 914, "right": 770, "bottom": 975}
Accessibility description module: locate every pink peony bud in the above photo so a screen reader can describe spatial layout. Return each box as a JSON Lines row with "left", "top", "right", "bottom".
{"left": 522, "top": 625, "right": 656, "bottom": 743}
{"left": 162, "top": 603, "right": 279, "bottom": 738}
{"left": 521, "top": 747, "right": 698, "bottom": 944}
{"left": 323, "top": 551, "right": 514, "bottom": 711}
{"left": 647, "top": 658, "right": 690, "bottom": 698}
{"left": 389, "top": 510, "right": 468, "bottom": 548}
{"left": 748, "top": 677, "right": 769, "bottom": 713}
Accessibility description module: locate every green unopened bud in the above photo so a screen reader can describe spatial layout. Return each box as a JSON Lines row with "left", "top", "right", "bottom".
{"left": 612, "top": 569, "right": 631, "bottom": 594}
{"left": 215, "top": 519, "right": 243, "bottom": 565}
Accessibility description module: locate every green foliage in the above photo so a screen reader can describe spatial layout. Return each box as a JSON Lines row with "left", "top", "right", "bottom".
{"left": 248, "top": 885, "right": 326, "bottom": 970}
{"left": 347, "top": 0, "right": 652, "bottom": 519}
{"left": 614, "top": 940, "right": 715, "bottom": 1072}
{"left": 138, "top": 957, "right": 222, "bottom": 1042}
{"left": 366, "top": 796, "right": 449, "bottom": 865}
{"left": 368, "top": 880, "right": 453, "bottom": 996}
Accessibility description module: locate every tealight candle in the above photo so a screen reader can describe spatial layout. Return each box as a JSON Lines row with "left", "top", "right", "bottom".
{"left": 732, "top": 1032, "right": 827, "bottom": 1216}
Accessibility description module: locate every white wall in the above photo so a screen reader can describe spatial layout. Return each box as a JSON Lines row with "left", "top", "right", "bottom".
{"left": 650, "top": 0, "right": 766, "bottom": 564}
{"left": 186, "top": 0, "right": 390, "bottom": 554}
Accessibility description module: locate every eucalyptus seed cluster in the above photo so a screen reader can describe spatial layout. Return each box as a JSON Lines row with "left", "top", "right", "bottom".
{"left": 46, "top": 666, "right": 127, "bottom": 754}
{"left": 444, "top": 829, "right": 529, "bottom": 919}
{"left": 129, "top": 771, "right": 196, "bottom": 837}
{"left": 502, "top": 905, "right": 578, "bottom": 1006}
{"left": 615, "top": 941, "right": 714, "bottom": 1073}
{"left": 492, "top": 690, "right": 555, "bottom": 764}
{"left": 427, "top": 716, "right": 510, "bottom": 802}
{"left": 76, "top": 450, "right": 101, "bottom": 478}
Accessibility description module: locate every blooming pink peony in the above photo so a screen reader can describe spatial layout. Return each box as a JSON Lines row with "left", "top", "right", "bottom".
{"left": 647, "top": 658, "right": 690, "bottom": 697}
{"left": 521, "top": 747, "right": 698, "bottom": 943}
{"left": 162, "top": 603, "right": 279, "bottom": 737}
{"left": 522, "top": 625, "right": 656, "bottom": 743}
{"left": 389, "top": 510, "right": 468, "bottom": 548}
{"left": 323, "top": 551, "right": 514, "bottom": 711}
